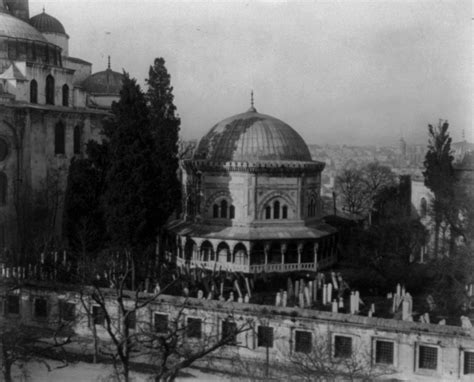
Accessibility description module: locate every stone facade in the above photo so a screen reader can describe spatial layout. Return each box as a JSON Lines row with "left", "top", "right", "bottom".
{"left": 3, "top": 284, "right": 474, "bottom": 381}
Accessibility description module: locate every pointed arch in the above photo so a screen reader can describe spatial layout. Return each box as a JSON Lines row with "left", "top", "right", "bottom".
{"left": 54, "top": 121, "right": 65, "bottom": 155}
{"left": 45, "top": 75, "right": 55, "bottom": 105}
{"left": 62, "top": 84, "right": 69, "bottom": 106}
{"left": 30, "top": 79, "right": 38, "bottom": 103}
{"left": 220, "top": 199, "right": 228, "bottom": 218}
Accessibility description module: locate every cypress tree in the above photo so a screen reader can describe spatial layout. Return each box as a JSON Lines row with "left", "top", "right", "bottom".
{"left": 423, "top": 120, "right": 456, "bottom": 257}
{"left": 146, "top": 58, "right": 181, "bottom": 226}
{"left": 102, "top": 73, "right": 160, "bottom": 251}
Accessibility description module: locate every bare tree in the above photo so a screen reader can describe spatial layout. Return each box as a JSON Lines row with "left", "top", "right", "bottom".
{"left": 77, "top": 251, "right": 252, "bottom": 382}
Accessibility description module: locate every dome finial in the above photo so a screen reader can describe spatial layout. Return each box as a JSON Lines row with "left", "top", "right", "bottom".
{"left": 248, "top": 90, "right": 257, "bottom": 112}
{"left": 42, "top": 5, "right": 45, "bottom": 13}
{"left": 107, "top": 56, "right": 111, "bottom": 70}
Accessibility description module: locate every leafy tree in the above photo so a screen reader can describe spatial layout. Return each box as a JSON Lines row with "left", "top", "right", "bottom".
{"left": 423, "top": 120, "right": 456, "bottom": 257}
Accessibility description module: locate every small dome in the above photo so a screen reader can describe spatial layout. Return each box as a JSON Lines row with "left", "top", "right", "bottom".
{"left": 194, "top": 109, "right": 312, "bottom": 162}
{"left": 29, "top": 11, "right": 66, "bottom": 35}
{"left": 0, "top": 12, "right": 48, "bottom": 42}
{"left": 82, "top": 68, "right": 124, "bottom": 95}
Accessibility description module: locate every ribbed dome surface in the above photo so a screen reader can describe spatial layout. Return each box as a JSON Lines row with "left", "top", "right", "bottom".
{"left": 29, "top": 11, "right": 66, "bottom": 34}
{"left": 82, "top": 69, "right": 123, "bottom": 95}
{"left": 194, "top": 109, "right": 312, "bottom": 162}
{"left": 0, "top": 12, "right": 48, "bottom": 42}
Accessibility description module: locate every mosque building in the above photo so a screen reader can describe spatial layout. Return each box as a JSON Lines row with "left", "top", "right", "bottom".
{"left": 167, "top": 97, "right": 339, "bottom": 274}
{"left": 0, "top": 0, "right": 123, "bottom": 250}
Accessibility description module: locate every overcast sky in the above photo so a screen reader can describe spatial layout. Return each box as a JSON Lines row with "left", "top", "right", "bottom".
{"left": 30, "top": 0, "right": 472, "bottom": 146}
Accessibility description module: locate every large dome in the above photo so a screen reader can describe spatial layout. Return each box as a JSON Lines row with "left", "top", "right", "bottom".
{"left": 29, "top": 11, "right": 66, "bottom": 35}
{"left": 0, "top": 11, "right": 48, "bottom": 42}
{"left": 193, "top": 107, "right": 312, "bottom": 162}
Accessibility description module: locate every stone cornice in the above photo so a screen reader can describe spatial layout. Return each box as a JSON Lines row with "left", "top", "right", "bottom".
{"left": 183, "top": 159, "right": 325, "bottom": 175}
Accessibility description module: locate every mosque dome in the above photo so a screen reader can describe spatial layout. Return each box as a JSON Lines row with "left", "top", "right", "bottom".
{"left": 29, "top": 11, "right": 66, "bottom": 35}
{"left": 193, "top": 106, "right": 312, "bottom": 163}
{"left": 82, "top": 68, "right": 124, "bottom": 95}
{"left": 0, "top": 11, "right": 48, "bottom": 43}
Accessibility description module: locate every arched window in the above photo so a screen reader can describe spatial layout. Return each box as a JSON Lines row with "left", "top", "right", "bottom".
{"left": 229, "top": 205, "right": 235, "bottom": 219}
{"left": 213, "top": 204, "right": 219, "bottom": 218}
{"left": 46, "top": 75, "right": 55, "bottom": 105}
{"left": 420, "top": 197, "right": 427, "bottom": 218}
{"left": 265, "top": 206, "right": 271, "bottom": 220}
{"left": 62, "top": 84, "right": 69, "bottom": 106}
{"left": 30, "top": 79, "right": 38, "bottom": 103}
{"left": 308, "top": 197, "right": 316, "bottom": 217}
{"left": 73, "top": 125, "right": 82, "bottom": 154}
{"left": 54, "top": 121, "right": 65, "bottom": 155}
{"left": 273, "top": 201, "right": 280, "bottom": 219}
{"left": 282, "top": 205, "right": 288, "bottom": 219}
{"left": 0, "top": 172, "right": 7, "bottom": 205}
{"left": 220, "top": 200, "right": 228, "bottom": 218}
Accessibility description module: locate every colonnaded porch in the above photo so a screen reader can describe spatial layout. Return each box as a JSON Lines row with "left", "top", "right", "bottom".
{"left": 172, "top": 235, "right": 338, "bottom": 274}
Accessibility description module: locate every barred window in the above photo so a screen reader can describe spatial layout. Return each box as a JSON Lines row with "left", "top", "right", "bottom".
{"left": 418, "top": 345, "right": 438, "bottom": 370}
{"left": 375, "top": 340, "right": 394, "bottom": 365}
{"left": 258, "top": 326, "right": 274, "bottom": 348}
{"left": 92, "top": 305, "right": 105, "bottom": 326}
{"left": 222, "top": 320, "right": 237, "bottom": 345}
{"left": 464, "top": 351, "right": 474, "bottom": 374}
{"left": 295, "top": 330, "right": 312, "bottom": 353}
{"left": 34, "top": 298, "right": 48, "bottom": 318}
{"left": 125, "top": 310, "right": 136, "bottom": 330}
{"left": 7, "top": 295, "right": 20, "bottom": 315}
{"left": 59, "top": 301, "right": 75, "bottom": 321}
{"left": 154, "top": 313, "right": 168, "bottom": 333}
{"left": 334, "top": 335, "right": 352, "bottom": 358}
{"left": 187, "top": 318, "right": 202, "bottom": 339}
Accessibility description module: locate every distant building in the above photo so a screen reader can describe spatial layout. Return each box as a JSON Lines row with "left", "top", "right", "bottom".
{"left": 166, "top": 102, "right": 338, "bottom": 274}
{"left": 0, "top": 0, "right": 124, "bottom": 250}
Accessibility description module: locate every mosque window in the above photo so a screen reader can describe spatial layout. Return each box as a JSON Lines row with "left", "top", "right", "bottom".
{"left": 0, "top": 172, "right": 7, "bottom": 205}
{"left": 220, "top": 200, "right": 228, "bottom": 218}
{"left": 282, "top": 205, "right": 288, "bottom": 219}
{"left": 420, "top": 198, "right": 427, "bottom": 218}
{"left": 46, "top": 75, "right": 55, "bottom": 105}
{"left": 62, "top": 84, "right": 69, "bottom": 106}
{"left": 30, "top": 80, "right": 38, "bottom": 104}
{"left": 54, "top": 121, "right": 65, "bottom": 155}
{"left": 308, "top": 196, "right": 316, "bottom": 217}
{"left": 229, "top": 205, "right": 235, "bottom": 219}
{"left": 73, "top": 125, "right": 82, "bottom": 154}
{"left": 265, "top": 206, "right": 271, "bottom": 220}
{"left": 213, "top": 204, "right": 219, "bottom": 218}
{"left": 273, "top": 201, "right": 280, "bottom": 219}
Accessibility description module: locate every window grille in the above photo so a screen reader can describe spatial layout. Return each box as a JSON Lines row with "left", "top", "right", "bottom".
{"left": 154, "top": 313, "right": 168, "bottom": 333}
{"left": 334, "top": 335, "right": 352, "bottom": 358}
{"left": 222, "top": 320, "right": 237, "bottom": 345}
{"left": 295, "top": 330, "right": 312, "bottom": 353}
{"left": 375, "top": 340, "right": 394, "bottom": 364}
{"left": 418, "top": 345, "right": 438, "bottom": 370}
{"left": 464, "top": 351, "right": 474, "bottom": 374}
{"left": 258, "top": 326, "right": 274, "bottom": 348}
{"left": 187, "top": 318, "right": 202, "bottom": 338}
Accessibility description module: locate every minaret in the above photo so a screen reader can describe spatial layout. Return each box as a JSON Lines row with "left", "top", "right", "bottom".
{"left": 5, "top": 0, "right": 29, "bottom": 21}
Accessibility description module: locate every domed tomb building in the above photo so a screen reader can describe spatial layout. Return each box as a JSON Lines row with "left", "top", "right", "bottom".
{"left": 167, "top": 103, "right": 338, "bottom": 274}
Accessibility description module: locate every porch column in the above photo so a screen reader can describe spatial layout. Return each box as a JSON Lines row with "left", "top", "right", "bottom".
{"left": 281, "top": 243, "right": 287, "bottom": 265}
{"left": 264, "top": 242, "right": 270, "bottom": 266}
{"left": 313, "top": 242, "right": 319, "bottom": 271}
{"left": 297, "top": 242, "right": 303, "bottom": 265}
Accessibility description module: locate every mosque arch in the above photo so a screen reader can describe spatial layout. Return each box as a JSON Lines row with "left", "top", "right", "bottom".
{"left": 258, "top": 191, "right": 296, "bottom": 220}
{"left": 200, "top": 240, "right": 214, "bottom": 262}
{"left": 217, "top": 242, "right": 231, "bottom": 263}
{"left": 184, "top": 239, "right": 197, "bottom": 261}
{"left": 62, "top": 84, "right": 69, "bottom": 106}
{"left": 54, "top": 121, "right": 65, "bottom": 155}
{"left": 45, "top": 74, "right": 55, "bottom": 105}
{"left": 233, "top": 243, "right": 248, "bottom": 265}
{"left": 30, "top": 79, "right": 38, "bottom": 103}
